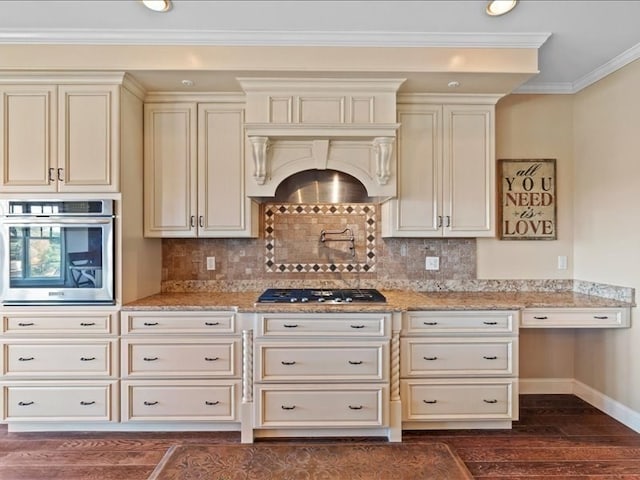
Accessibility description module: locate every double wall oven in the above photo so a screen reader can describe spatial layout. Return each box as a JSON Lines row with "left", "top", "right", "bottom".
{"left": 0, "top": 199, "right": 115, "bottom": 305}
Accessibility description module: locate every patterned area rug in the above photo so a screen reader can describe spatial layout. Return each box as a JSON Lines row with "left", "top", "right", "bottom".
{"left": 148, "top": 442, "right": 473, "bottom": 480}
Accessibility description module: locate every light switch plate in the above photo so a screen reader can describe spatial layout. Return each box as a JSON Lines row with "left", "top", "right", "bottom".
{"left": 557, "top": 255, "right": 568, "bottom": 270}
{"left": 425, "top": 256, "right": 440, "bottom": 271}
{"left": 206, "top": 256, "right": 216, "bottom": 270}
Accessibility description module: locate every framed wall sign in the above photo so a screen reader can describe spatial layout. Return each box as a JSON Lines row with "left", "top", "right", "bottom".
{"left": 497, "top": 159, "right": 557, "bottom": 240}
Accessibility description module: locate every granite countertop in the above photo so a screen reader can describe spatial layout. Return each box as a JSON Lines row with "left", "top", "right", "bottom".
{"left": 122, "top": 290, "right": 633, "bottom": 312}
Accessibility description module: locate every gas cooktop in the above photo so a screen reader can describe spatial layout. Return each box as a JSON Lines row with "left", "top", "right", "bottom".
{"left": 256, "top": 288, "right": 386, "bottom": 304}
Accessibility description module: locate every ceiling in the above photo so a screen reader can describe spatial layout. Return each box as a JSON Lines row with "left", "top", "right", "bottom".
{"left": 1, "top": 0, "right": 640, "bottom": 94}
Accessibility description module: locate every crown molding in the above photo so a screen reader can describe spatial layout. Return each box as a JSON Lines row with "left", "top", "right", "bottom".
{"left": 515, "top": 41, "right": 640, "bottom": 94}
{"left": 0, "top": 28, "right": 551, "bottom": 48}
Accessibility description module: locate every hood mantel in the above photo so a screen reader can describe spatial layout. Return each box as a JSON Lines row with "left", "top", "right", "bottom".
{"left": 239, "top": 77, "right": 405, "bottom": 199}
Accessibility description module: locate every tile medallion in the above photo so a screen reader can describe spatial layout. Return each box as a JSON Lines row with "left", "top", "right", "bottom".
{"left": 264, "top": 203, "right": 376, "bottom": 273}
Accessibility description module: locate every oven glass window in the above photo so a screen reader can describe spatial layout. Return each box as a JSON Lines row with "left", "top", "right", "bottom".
{"left": 9, "top": 226, "right": 104, "bottom": 289}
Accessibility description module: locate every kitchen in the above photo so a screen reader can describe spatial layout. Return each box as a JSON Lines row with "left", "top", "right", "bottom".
{"left": 1, "top": 0, "right": 640, "bottom": 477}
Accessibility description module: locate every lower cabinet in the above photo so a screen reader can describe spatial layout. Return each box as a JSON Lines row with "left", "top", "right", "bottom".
{"left": 119, "top": 310, "right": 242, "bottom": 429}
{"left": 251, "top": 312, "right": 397, "bottom": 441}
{"left": 400, "top": 310, "right": 520, "bottom": 429}
{"left": 0, "top": 308, "right": 120, "bottom": 427}
{"left": 522, "top": 307, "right": 630, "bottom": 328}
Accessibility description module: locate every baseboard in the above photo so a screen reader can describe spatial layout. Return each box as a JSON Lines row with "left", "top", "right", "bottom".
{"left": 573, "top": 380, "right": 640, "bottom": 434}
{"left": 519, "top": 377, "right": 640, "bottom": 434}
{"left": 519, "top": 377, "right": 574, "bottom": 394}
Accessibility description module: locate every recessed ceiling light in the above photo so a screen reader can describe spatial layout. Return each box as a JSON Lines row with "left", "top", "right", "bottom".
{"left": 181, "top": 79, "right": 194, "bottom": 87}
{"left": 486, "top": 0, "right": 517, "bottom": 16}
{"left": 447, "top": 81, "right": 461, "bottom": 88}
{"left": 142, "top": 0, "right": 172, "bottom": 12}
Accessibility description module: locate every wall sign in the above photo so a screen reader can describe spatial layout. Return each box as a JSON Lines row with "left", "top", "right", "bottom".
{"left": 498, "top": 159, "right": 557, "bottom": 240}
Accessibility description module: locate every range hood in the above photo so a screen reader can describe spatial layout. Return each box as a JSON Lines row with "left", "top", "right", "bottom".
{"left": 238, "top": 78, "right": 405, "bottom": 201}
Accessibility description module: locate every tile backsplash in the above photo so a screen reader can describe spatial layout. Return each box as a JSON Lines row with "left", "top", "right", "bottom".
{"left": 162, "top": 202, "right": 476, "bottom": 291}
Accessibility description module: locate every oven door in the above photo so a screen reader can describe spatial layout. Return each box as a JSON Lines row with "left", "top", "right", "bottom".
{"left": 0, "top": 217, "right": 114, "bottom": 305}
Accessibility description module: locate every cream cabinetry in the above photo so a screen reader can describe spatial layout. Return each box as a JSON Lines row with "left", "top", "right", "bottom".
{"left": 252, "top": 312, "right": 398, "bottom": 441}
{"left": 119, "top": 310, "right": 241, "bottom": 426}
{"left": 382, "top": 95, "right": 499, "bottom": 237}
{"left": 143, "top": 100, "right": 257, "bottom": 238}
{"left": 0, "top": 83, "right": 119, "bottom": 193}
{"left": 400, "top": 310, "right": 519, "bottom": 429}
{"left": 0, "top": 308, "right": 120, "bottom": 425}
{"left": 522, "top": 307, "right": 631, "bottom": 328}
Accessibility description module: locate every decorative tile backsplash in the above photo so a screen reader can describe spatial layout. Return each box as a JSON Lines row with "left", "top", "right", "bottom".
{"left": 162, "top": 202, "right": 477, "bottom": 290}
{"left": 264, "top": 203, "right": 376, "bottom": 273}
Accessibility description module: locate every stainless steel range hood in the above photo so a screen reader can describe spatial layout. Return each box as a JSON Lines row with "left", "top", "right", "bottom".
{"left": 274, "top": 169, "right": 371, "bottom": 203}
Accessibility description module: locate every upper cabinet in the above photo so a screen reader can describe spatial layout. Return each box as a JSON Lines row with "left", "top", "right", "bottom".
{"left": 144, "top": 99, "right": 257, "bottom": 238}
{"left": 0, "top": 83, "right": 119, "bottom": 193}
{"left": 382, "top": 95, "right": 500, "bottom": 237}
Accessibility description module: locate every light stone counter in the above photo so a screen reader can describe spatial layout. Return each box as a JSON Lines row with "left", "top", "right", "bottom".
{"left": 122, "top": 290, "right": 634, "bottom": 312}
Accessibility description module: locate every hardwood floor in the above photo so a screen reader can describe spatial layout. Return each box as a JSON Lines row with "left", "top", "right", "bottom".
{"left": 1, "top": 394, "right": 639, "bottom": 479}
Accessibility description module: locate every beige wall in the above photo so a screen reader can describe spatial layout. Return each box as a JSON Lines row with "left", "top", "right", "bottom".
{"left": 477, "top": 94, "right": 574, "bottom": 279}
{"left": 573, "top": 60, "right": 640, "bottom": 411}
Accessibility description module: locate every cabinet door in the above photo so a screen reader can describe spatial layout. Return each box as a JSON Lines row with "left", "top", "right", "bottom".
{"left": 442, "top": 105, "right": 495, "bottom": 237}
{"left": 382, "top": 104, "right": 441, "bottom": 237}
{"left": 57, "top": 85, "right": 119, "bottom": 192}
{"left": 0, "top": 85, "right": 57, "bottom": 192}
{"left": 197, "top": 103, "right": 257, "bottom": 237}
{"left": 144, "top": 103, "right": 197, "bottom": 237}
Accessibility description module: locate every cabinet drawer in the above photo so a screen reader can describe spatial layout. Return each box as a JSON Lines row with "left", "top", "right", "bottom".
{"left": 121, "top": 311, "right": 235, "bottom": 334}
{"left": 405, "top": 311, "right": 518, "bottom": 335}
{"left": 522, "top": 308, "right": 630, "bottom": 328}
{"left": 256, "top": 341, "right": 387, "bottom": 382}
{"left": 400, "top": 338, "right": 516, "bottom": 377}
{"left": 2, "top": 311, "right": 116, "bottom": 335}
{"left": 2, "top": 382, "right": 116, "bottom": 421}
{"left": 256, "top": 384, "right": 387, "bottom": 428}
{"left": 121, "top": 380, "right": 238, "bottom": 422}
{"left": 3, "top": 340, "right": 116, "bottom": 377}
{"left": 258, "top": 314, "right": 388, "bottom": 337}
{"left": 122, "top": 338, "right": 240, "bottom": 378}
{"left": 401, "top": 379, "right": 516, "bottom": 421}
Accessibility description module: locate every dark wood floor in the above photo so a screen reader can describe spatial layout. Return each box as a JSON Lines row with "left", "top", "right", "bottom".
{"left": 1, "top": 394, "right": 640, "bottom": 479}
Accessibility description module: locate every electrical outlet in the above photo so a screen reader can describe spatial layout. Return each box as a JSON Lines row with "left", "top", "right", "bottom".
{"left": 557, "top": 255, "right": 568, "bottom": 270}
{"left": 425, "top": 256, "right": 440, "bottom": 271}
{"left": 400, "top": 243, "right": 408, "bottom": 257}
{"left": 206, "top": 256, "right": 216, "bottom": 271}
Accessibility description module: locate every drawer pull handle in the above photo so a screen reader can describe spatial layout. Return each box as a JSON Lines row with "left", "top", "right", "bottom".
{"left": 205, "top": 322, "right": 220, "bottom": 326}
{"left": 483, "top": 399, "right": 498, "bottom": 404}
{"left": 348, "top": 360, "right": 363, "bottom": 365}
{"left": 80, "top": 401, "right": 95, "bottom": 406}
{"left": 80, "top": 322, "right": 96, "bottom": 327}
{"left": 423, "top": 400, "right": 437, "bottom": 404}
{"left": 204, "top": 357, "right": 219, "bottom": 362}
{"left": 348, "top": 405, "right": 363, "bottom": 410}
{"left": 281, "top": 361, "right": 296, "bottom": 365}
{"left": 18, "top": 357, "right": 34, "bottom": 361}
{"left": 144, "top": 401, "right": 159, "bottom": 406}
{"left": 423, "top": 356, "right": 438, "bottom": 361}
{"left": 594, "top": 315, "right": 609, "bottom": 319}
{"left": 283, "top": 324, "right": 298, "bottom": 328}
{"left": 18, "top": 322, "right": 34, "bottom": 327}
{"left": 80, "top": 357, "right": 96, "bottom": 361}
{"left": 144, "top": 322, "right": 159, "bottom": 326}
{"left": 483, "top": 321, "right": 498, "bottom": 325}
{"left": 483, "top": 356, "right": 498, "bottom": 360}
{"left": 281, "top": 405, "right": 296, "bottom": 410}
{"left": 143, "top": 357, "right": 159, "bottom": 361}
{"left": 533, "top": 316, "right": 548, "bottom": 320}
{"left": 350, "top": 324, "right": 365, "bottom": 329}
{"left": 18, "top": 401, "right": 34, "bottom": 406}
{"left": 423, "top": 322, "right": 438, "bottom": 326}
{"left": 205, "top": 400, "right": 220, "bottom": 406}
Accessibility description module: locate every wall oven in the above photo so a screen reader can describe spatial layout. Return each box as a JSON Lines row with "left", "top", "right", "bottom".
{"left": 0, "top": 199, "right": 115, "bottom": 305}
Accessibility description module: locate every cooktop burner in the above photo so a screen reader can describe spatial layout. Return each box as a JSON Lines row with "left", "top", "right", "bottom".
{"left": 256, "top": 288, "right": 386, "bottom": 304}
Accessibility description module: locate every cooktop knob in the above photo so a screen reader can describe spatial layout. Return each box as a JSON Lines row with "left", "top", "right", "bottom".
{"left": 317, "top": 297, "right": 325, "bottom": 303}
{"left": 301, "top": 297, "right": 309, "bottom": 303}
{"left": 290, "top": 298, "right": 298, "bottom": 303}
{"left": 345, "top": 297, "right": 353, "bottom": 303}
{"left": 334, "top": 298, "right": 343, "bottom": 303}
